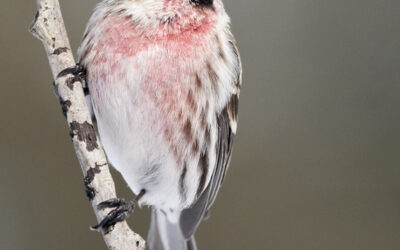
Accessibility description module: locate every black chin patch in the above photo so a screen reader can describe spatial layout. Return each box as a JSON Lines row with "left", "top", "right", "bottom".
{"left": 190, "top": 0, "right": 214, "bottom": 8}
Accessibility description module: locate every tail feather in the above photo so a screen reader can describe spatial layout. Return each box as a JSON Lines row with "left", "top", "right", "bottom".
{"left": 148, "top": 209, "right": 197, "bottom": 250}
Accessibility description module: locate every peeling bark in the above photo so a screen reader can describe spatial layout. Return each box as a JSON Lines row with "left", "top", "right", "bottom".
{"left": 29, "top": 1, "right": 145, "bottom": 249}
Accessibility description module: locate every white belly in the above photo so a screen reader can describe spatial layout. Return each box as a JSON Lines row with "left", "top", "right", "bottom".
{"left": 85, "top": 32, "right": 235, "bottom": 214}
{"left": 89, "top": 54, "right": 210, "bottom": 212}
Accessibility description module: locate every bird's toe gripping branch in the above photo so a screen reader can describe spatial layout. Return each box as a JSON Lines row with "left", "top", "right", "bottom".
{"left": 55, "top": 64, "right": 89, "bottom": 118}
{"left": 57, "top": 64, "right": 88, "bottom": 94}
{"left": 57, "top": 63, "right": 86, "bottom": 82}
{"left": 91, "top": 189, "right": 146, "bottom": 234}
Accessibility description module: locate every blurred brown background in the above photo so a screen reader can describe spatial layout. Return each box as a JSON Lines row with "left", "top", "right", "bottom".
{"left": 1, "top": 0, "right": 400, "bottom": 249}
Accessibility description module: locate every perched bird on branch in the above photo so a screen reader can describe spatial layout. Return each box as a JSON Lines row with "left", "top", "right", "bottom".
{"left": 65, "top": 0, "right": 242, "bottom": 249}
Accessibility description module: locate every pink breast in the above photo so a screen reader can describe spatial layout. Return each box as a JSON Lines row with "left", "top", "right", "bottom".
{"left": 89, "top": 14, "right": 213, "bottom": 164}
{"left": 90, "top": 14, "right": 216, "bottom": 60}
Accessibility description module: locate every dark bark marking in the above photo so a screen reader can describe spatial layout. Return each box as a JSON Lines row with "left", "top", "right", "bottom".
{"left": 51, "top": 38, "right": 56, "bottom": 49}
{"left": 52, "top": 47, "right": 69, "bottom": 55}
{"left": 66, "top": 76, "right": 76, "bottom": 90}
{"left": 84, "top": 162, "right": 105, "bottom": 200}
{"left": 85, "top": 186, "right": 96, "bottom": 201}
{"left": 60, "top": 100, "right": 71, "bottom": 118}
{"left": 57, "top": 65, "right": 87, "bottom": 91}
{"left": 69, "top": 121, "right": 99, "bottom": 151}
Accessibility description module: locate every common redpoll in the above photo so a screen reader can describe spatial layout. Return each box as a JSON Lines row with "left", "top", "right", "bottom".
{"left": 68, "top": 0, "right": 242, "bottom": 249}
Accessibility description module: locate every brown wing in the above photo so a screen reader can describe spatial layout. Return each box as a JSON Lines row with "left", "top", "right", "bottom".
{"left": 180, "top": 37, "right": 242, "bottom": 239}
{"left": 205, "top": 33, "right": 242, "bottom": 209}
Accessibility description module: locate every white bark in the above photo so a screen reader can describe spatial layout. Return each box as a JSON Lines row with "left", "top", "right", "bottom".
{"left": 29, "top": 1, "right": 145, "bottom": 249}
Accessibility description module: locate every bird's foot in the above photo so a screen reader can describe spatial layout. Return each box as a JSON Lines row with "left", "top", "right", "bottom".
{"left": 91, "top": 198, "right": 135, "bottom": 234}
{"left": 55, "top": 64, "right": 88, "bottom": 97}
{"left": 91, "top": 189, "right": 145, "bottom": 234}
{"left": 57, "top": 63, "right": 86, "bottom": 83}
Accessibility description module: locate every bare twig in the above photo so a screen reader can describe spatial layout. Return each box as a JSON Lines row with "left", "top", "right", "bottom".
{"left": 29, "top": 1, "right": 145, "bottom": 249}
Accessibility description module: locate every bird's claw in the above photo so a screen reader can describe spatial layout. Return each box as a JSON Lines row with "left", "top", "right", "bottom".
{"left": 97, "top": 198, "right": 127, "bottom": 210}
{"left": 57, "top": 64, "right": 87, "bottom": 87}
{"left": 91, "top": 198, "right": 136, "bottom": 234}
{"left": 90, "top": 190, "right": 145, "bottom": 234}
{"left": 57, "top": 64, "right": 86, "bottom": 79}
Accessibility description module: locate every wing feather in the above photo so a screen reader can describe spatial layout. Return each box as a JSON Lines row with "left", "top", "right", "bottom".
{"left": 179, "top": 37, "right": 242, "bottom": 239}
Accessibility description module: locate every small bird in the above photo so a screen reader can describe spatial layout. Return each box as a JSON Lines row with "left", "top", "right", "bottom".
{"left": 70, "top": 0, "right": 241, "bottom": 249}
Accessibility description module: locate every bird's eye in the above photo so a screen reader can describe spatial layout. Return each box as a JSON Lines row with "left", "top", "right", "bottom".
{"left": 190, "top": 0, "right": 214, "bottom": 8}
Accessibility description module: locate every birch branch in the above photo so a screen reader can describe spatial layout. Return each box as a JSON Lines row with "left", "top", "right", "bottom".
{"left": 29, "top": 1, "right": 145, "bottom": 249}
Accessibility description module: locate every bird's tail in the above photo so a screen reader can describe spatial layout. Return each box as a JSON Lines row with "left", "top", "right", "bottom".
{"left": 148, "top": 209, "right": 197, "bottom": 250}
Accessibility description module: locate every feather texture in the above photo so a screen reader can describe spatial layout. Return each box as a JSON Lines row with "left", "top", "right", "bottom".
{"left": 78, "top": 0, "right": 241, "bottom": 248}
